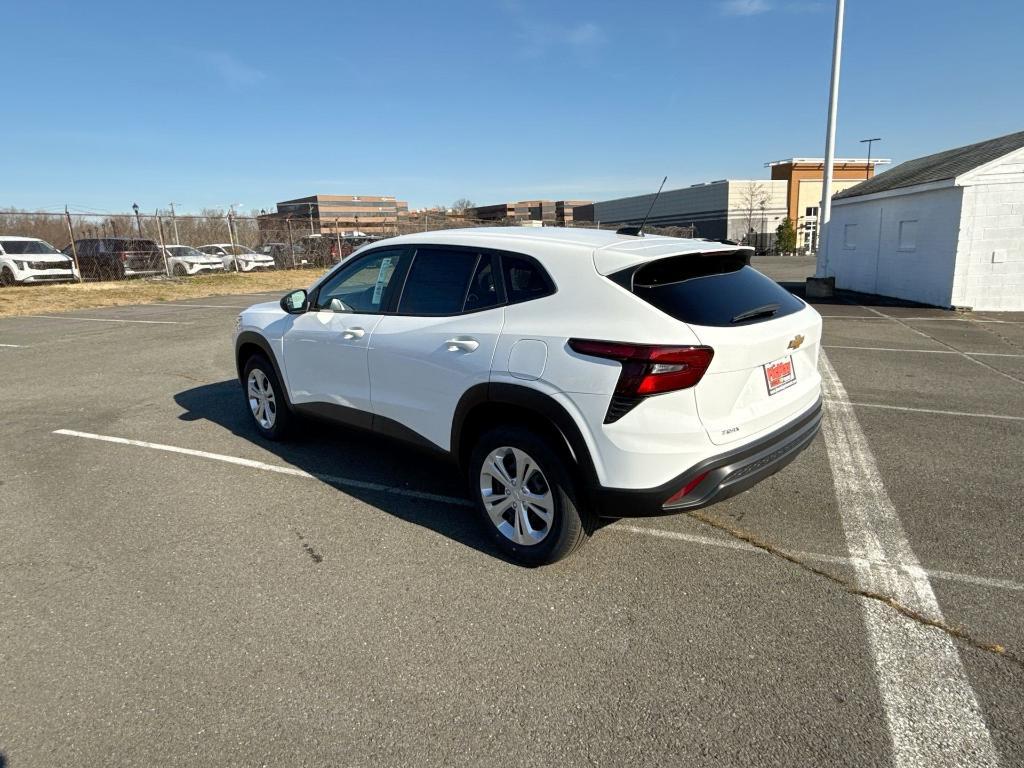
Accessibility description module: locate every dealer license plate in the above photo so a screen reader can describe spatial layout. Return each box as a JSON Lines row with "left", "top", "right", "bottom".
{"left": 764, "top": 355, "right": 796, "bottom": 396}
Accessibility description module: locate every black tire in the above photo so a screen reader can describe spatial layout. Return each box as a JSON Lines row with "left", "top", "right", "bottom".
{"left": 0, "top": 267, "right": 15, "bottom": 287}
{"left": 241, "top": 354, "right": 293, "bottom": 440}
{"left": 173, "top": 264, "right": 188, "bottom": 277}
{"left": 469, "top": 425, "right": 592, "bottom": 566}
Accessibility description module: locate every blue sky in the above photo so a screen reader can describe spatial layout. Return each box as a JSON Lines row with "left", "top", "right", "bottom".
{"left": 5, "top": 0, "right": 1023, "bottom": 214}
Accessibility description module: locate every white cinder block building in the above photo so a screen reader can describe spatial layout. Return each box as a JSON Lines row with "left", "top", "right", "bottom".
{"left": 820, "top": 130, "right": 1024, "bottom": 311}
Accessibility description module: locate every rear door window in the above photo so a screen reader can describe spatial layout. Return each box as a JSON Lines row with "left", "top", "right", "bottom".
{"left": 618, "top": 252, "right": 804, "bottom": 327}
{"left": 397, "top": 248, "right": 480, "bottom": 315}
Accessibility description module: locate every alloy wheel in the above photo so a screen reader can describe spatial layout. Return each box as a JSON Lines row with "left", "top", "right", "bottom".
{"left": 479, "top": 446, "right": 554, "bottom": 546}
{"left": 247, "top": 368, "right": 277, "bottom": 430}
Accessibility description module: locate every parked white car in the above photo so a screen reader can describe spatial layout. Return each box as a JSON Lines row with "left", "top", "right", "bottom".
{"left": 233, "top": 227, "right": 822, "bottom": 565}
{"left": 198, "top": 244, "right": 275, "bottom": 272}
{"left": 162, "top": 245, "right": 226, "bottom": 276}
{"left": 0, "top": 236, "right": 79, "bottom": 285}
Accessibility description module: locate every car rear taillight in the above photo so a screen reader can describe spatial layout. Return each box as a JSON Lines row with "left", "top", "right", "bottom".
{"left": 569, "top": 339, "right": 714, "bottom": 423}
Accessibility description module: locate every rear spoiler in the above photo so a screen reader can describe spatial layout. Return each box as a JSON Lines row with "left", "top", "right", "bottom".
{"left": 608, "top": 248, "right": 753, "bottom": 292}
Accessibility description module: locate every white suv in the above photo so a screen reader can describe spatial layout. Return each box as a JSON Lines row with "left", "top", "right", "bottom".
{"left": 234, "top": 228, "right": 822, "bottom": 564}
{"left": 0, "top": 236, "right": 79, "bottom": 285}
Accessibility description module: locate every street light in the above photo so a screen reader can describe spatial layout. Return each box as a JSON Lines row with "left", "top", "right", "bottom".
{"left": 816, "top": 0, "right": 845, "bottom": 277}
{"left": 860, "top": 137, "right": 881, "bottom": 179}
{"left": 132, "top": 202, "right": 142, "bottom": 237}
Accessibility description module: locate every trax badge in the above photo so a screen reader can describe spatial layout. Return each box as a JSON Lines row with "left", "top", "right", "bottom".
{"left": 787, "top": 334, "right": 805, "bottom": 350}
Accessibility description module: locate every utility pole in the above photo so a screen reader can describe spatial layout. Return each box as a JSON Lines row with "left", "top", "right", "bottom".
{"left": 168, "top": 202, "right": 181, "bottom": 244}
{"left": 308, "top": 203, "right": 315, "bottom": 235}
{"left": 817, "top": 0, "right": 845, "bottom": 277}
{"left": 860, "top": 137, "right": 881, "bottom": 179}
{"left": 132, "top": 202, "right": 143, "bottom": 237}
{"left": 64, "top": 206, "right": 82, "bottom": 282}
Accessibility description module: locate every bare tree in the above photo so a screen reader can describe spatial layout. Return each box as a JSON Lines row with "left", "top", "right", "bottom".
{"left": 736, "top": 182, "right": 771, "bottom": 245}
{"left": 451, "top": 198, "right": 474, "bottom": 214}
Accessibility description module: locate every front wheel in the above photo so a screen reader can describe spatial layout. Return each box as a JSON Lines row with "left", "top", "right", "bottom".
{"left": 0, "top": 267, "right": 15, "bottom": 287}
{"left": 242, "top": 354, "right": 292, "bottom": 440}
{"left": 469, "top": 426, "right": 592, "bottom": 566}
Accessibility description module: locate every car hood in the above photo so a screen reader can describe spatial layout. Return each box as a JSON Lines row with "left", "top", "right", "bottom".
{"left": 14, "top": 254, "right": 72, "bottom": 264}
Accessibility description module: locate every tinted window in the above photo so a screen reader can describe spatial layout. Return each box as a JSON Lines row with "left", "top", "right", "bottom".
{"left": 316, "top": 249, "right": 406, "bottom": 313}
{"left": 398, "top": 248, "right": 479, "bottom": 315}
{"left": 502, "top": 254, "right": 554, "bottom": 304}
{"left": 463, "top": 256, "right": 500, "bottom": 312}
{"left": 625, "top": 256, "right": 804, "bottom": 327}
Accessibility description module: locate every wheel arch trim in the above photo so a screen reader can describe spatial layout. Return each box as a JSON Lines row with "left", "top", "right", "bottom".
{"left": 451, "top": 382, "right": 600, "bottom": 489}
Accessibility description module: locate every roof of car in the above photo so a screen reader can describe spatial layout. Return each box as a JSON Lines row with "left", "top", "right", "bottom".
{"left": 0, "top": 235, "right": 45, "bottom": 241}
{"left": 381, "top": 226, "right": 742, "bottom": 274}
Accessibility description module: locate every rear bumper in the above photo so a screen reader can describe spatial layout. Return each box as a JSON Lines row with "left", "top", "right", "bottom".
{"left": 596, "top": 396, "right": 822, "bottom": 518}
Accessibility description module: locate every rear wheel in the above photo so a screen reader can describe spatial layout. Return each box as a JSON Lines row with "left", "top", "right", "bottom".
{"left": 242, "top": 354, "right": 292, "bottom": 440}
{"left": 469, "top": 426, "right": 591, "bottom": 565}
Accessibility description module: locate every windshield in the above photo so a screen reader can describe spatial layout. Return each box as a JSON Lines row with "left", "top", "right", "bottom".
{"left": 1, "top": 239, "right": 62, "bottom": 255}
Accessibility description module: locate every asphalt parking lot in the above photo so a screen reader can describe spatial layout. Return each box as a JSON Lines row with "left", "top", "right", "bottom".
{"left": 2, "top": 256, "right": 1022, "bottom": 767}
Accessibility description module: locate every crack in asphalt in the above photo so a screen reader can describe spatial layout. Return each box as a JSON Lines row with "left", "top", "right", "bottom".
{"left": 683, "top": 509, "right": 1024, "bottom": 670}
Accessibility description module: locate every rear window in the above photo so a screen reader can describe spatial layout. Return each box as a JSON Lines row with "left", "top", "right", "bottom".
{"left": 110, "top": 239, "right": 158, "bottom": 252}
{"left": 619, "top": 253, "right": 804, "bottom": 327}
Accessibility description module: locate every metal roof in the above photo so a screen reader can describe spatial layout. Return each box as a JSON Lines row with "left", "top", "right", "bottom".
{"left": 834, "top": 130, "right": 1024, "bottom": 200}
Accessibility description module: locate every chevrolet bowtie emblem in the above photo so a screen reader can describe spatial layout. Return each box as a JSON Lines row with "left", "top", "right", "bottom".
{"left": 787, "top": 334, "right": 805, "bottom": 350}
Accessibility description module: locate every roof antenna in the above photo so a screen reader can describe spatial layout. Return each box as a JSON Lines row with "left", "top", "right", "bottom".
{"left": 617, "top": 176, "right": 667, "bottom": 237}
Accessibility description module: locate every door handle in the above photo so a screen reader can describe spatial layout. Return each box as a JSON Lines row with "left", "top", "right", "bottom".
{"left": 446, "top": 337, "right": 479, "bottom": 352}
{"left": 343, "top": 327, "right": 365, "bottom": 339}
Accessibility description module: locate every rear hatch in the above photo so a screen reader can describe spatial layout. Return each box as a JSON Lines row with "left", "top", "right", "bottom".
{"left": 612, "top": 249, "right": 821, "bottom": 446}
{"left": 117, "top": 239, "right": 163, "bottom": 271}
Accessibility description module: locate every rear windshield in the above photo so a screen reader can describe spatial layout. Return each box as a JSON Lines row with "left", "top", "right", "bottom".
{"left": 619, "top": 253, "right": 804, "bottom": 327}
{"left": 110, "top": 239, "right": 158, "bottom": 252}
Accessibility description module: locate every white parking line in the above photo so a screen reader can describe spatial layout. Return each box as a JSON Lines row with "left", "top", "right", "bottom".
{"left": 827, "top": 399, "right": 1024, "bottom": 422}
{"left": 824, "top": 344, "right": 1024, "bottom": 358}
{"left": 0, "top": 343, "right": 24, "bottom": 348}
{"left": 819, "top": 351, "right": 1000, "bottom": 767}
{"left": 158, "top": 303, "right": 251, "bottom": 309}
{"left": 51, "top": 428, "right": 1023, "bottom": 595}
{"left": 51, "top": 429, "right": 473, "bottom": 507}
{"left": 23, "top": 315, "right": 188, "bottom": 325}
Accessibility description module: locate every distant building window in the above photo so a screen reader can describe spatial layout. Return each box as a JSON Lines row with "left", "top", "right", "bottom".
{"left": 805, "top": 206, "right": 818, "bottom": 218}
{"left": 843, "top": 223, "right": 857, "bottom": 250}
{"left": 898, "top": 220, "right": 918, "bottom": 251}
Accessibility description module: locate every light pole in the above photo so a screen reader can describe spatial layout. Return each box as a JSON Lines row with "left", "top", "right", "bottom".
{"left": 132, "top": 202, "right": 143, "bottom": 237}
{"left": 308, "top": 203, "right": 315, "bottom": 235}
{"left": 168, "top": 202, "right": 181, "bottom": 244}
{"left": 860, "top": 137, "right": 881, "bottom": 179}
{"left": 816, "top": 0, "right": 845, "bottom": 276}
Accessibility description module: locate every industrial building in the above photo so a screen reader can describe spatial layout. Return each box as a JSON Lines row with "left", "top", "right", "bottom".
{"left": 823, "top": 130, "right": 1024, "bottom": 311}
{"left": 575, "top": 159, "right": 888, "bottom": 250}
{"left": 258, "top": 194, "right": 409, "bottom": 237}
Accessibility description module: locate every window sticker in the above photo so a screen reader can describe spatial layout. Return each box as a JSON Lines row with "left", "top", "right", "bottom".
{"left": 371, "top": 257, "right": 393, "bottom": 305}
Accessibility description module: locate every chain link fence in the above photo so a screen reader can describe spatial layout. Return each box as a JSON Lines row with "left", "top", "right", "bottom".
{"left": 2, "top": 208, "right": 611, "bottom": 285}
{"left": 1, "top": 207, "right": 716, "bottom": 287}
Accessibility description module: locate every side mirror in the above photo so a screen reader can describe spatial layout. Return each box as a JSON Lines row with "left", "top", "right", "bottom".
{"left": 281, "top": 289, "right": 309, "bottom": 314}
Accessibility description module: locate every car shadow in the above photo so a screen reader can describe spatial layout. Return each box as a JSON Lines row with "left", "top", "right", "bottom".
{"left": 779, "top": 281, "right": 943, "bottom": 311}
{"left": 173, "top": 380, "right": 504, "bottom": 560}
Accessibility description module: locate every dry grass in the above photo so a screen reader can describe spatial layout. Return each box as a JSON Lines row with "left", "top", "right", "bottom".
{"left": 0, "top": 270, "right": 320, "bottom": 318}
